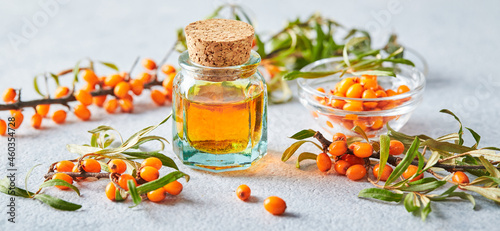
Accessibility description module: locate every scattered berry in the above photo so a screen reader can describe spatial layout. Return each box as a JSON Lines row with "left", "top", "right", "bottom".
{"left": 263, "top": 196, "right": 287, "bottom": 215}
{"left": 236, "top": 184, "right": 251, "bottom": 201}
{"left": 316, "top": 153, "right": 332, "bottom": 172}
{"left": 52, "top": 110, "right": 67, "bottom": 124}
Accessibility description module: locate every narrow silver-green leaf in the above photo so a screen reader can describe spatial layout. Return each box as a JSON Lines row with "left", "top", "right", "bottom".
{"left": 358, "top": 188, "right": 403, "bottom": 202}
{"left": 289, "top": 129, "right": 317, "bottom": 140}
{"left": 385, "top": 137, "right": 420, "bottom": 186}
{"left": 136, "top": 171, "right": 189, "bottom": 195}
{"left": 377, "top": 135, "right": 390, "bottom": 181}
{"left": 404, "top": 192, "right": 419, "bottom": 212}
{"left": 33, "top": 194, "right": 82, "bottom": 211}
{"left": 281, "top": 140, "right": 322, "bottom": 162}
{"left": 352, "top": 125, "right": 369, "bottom": 142}
{"left": 99, "top": 61, "right": 119, "bottom": 71}
{"left": 296, "top": 152, "right": 318, "bottom": 169}
{"left": 39, "top": 179, "right": 80, "bottom": 196}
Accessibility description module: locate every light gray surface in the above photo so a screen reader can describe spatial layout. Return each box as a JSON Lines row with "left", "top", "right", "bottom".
{"left": 1, "top": 0, "right": 500, "bottom": 230}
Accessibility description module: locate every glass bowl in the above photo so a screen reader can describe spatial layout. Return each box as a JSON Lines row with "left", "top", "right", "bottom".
{"left": 298, "top": 58, "right": 426, "bottom": 138}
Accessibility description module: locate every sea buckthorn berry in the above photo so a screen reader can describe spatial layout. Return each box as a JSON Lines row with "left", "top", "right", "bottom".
{"left": 402, "top": 165, "right": 423, "bottom": 182}
{"left": 0, "top": 120, "right": 6, "bottom": 136}
{"left": 93, "top": 95, "right": 107, "bottom": 107}
{"left": 353, "top": 119, "right": 368, "bottom": 131}
{"left": 119, "top": 71, "right": 129, "bottom": 79}
{"left": 343, "top": 100, "right": 363, "bottom": 111}
{"left": 9, "top": 111, "right": 23, "bottom": 129}
{"left": 147, "top": 188, "right": 167, "bottom": 202}
{"left": 82, "top": 159, "right": 101, "bottom": 173}
{"left": 142, "top": 58, "right": 157, "bottom": 70}
{"left": 56, "top": 160, "right": 75, "bottom": 172}
{"left": 452, "top": 171, "right": 469, "bottom": 184}
{"left": 118, "top": 174, "right": 137, "bottom": 191}
{"left": 74, "top": 90, "right": 93, "bottom": 106}
{"left": 81, "top": 83, "right": 95, "bottom": 93}
{"left": 342, "top": 154, "right": 365, "bottom": 166}
{"left": 161, "top": 64, "right": 176, "bottom": 75}
{"left": 386, "top": 89, "right": 397, "bottom": 97}
{"left": 130, "top": 79, "right": 144, "bottom": 96}
{"left": 373, "top": 164, "right": 393, "bottom": 181}
{"left": 105, "top": 182, "right": 117, "bottom": 201}
{"left": 52, "top": 173, "right": 73, "bottom": 190}
{"left": 104, "top": 74, "right": 124, "bottom": 87}
{"left": 52, "top": 110, "right": 67, "bottom": 124}
{"left": 316, "top": 153, "right": 332, "bottom": 172}
{"left": 141, "top": 157, "right": 162, "bottom": 170}
{"left": 332, "top": 133, "right": 346, "bottom": 141}
{"left": 263, "top": 196, "right": 287, "bottom": 215}
{"left": 353, "top": 143, "right": 373, "bottom": 158}
{"left": 337, "top": 78, "right": 355, "bottom": 95}
{"left": 151, "top": 90, "right": 166, "bottom": 106}
{"left": 236, "top": 184, "right": 251, "bottom": 201}
{"left": 329, "top": 141, "right": 348, "bottom": 156}
{"left": 119, "top": 99, "right": 134, "bottom": 113}
{"left": 162, "top": 74, "right": 175, "bottom": 93}
{"left": 362, "top": 79, "right": 378, "bottom": 91}
{"left": 163, "top": 180, "right": 183, "bottom": 195}
{"left": 331, "top": 92, "right": 346, "bottom": 109}
{"left": 140, "top": 166, "right": 159, "bottom": 182}
{"left": 55, "top": 86, "right": 70, "bottom": 98}
{"left": 82, "top": 69, "right": 99, "bottom": 85}
{"left": 31, "top": 113, "right": 42, "bottom": 129}
{"left": 348, "top": 142, "right": 361, "bottom": 150}
{"left": 397, "top": 85, "right": 410, "bottom": 94}
{"left": 114, "top": 81, "right": 130, "bottom": 99}
{"left": 345, "top": 83, "right": 364, "bottom": 98}
{"left": 108, "top": 159, "right": 126, "bottom": 174}
{"left": 389, "top": 140, "right": 405, "bottom": 155}
{"left": 334, "top": 160, "right": 351, "bottom": 175}
{"left": 104, "top": 99, "right": 118, "bottom": 113}
{"left": 370, "top": 117, "right": 384, "bottom": 130}
{"left": 74, "top": 104, "right": 91, "bottom": 121}
{"left": 375, "top": 90, "right": 387, "bottom": 98}
{"left": 137, "top": 72, "right": 152, "bottom": 83}
{"left": 2, "top": 88, "right": 16, "bottom": 103}
{"left": 362, "top": 89, "right": 378, "bottom": 109}
{"left": 36, "top": 104, "right": 50, "bottom": 117}
{"left": 346, "top": 164, "right": 367, "bottom": 181}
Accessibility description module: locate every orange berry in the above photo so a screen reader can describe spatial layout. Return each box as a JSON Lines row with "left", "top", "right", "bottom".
{"left": 74, "top": 104, "right": 91, "bottom": 121}
{"left": 353, "top": 143, "right": 373, "bottom": 158}
{"left": 108, "top": 159, "right": 127, "bottom": 174}
{"left": 151, "top": 89, "right": 166, "bottom": 106}
{"left": 389, "top": 140, "right": 405, "bottom": 155}
{"left": 346, "top": 164, "right": 367, "bottom": 181}
{"left": 141, "top": 157, "right": 162, "bottom": 170}
{"left": 263, "top": 196, "right": 287, "bottom": 215}
{"left": 82, "top": 69, "right": 99, "bottom": 85}
{"left": 9, "top": 111, "right": 23, "bottom": 129}
{"left": 375, "top": 90, "right": 387, "bottom": 98}
{"left": 119, "top": 99, "right": 134, "bottom": 113}
{"left": 55, "top": 160, "right": 75, "bottom": 172}
{"left": 362, "top": 89, "right": 378, "bottom": 109}
{"left": 130, "top": 79, "right": 144, "bottom": 96}
{"left": 142, "top": 58, "right": 157, "bottom": 70}
{"left": 114, "top": 81, "right": 130, "bottom": 99}
{"left": 36, "top": 104, "right": 50, "bottom": 117}
{"left": 452, "top": 171, "right": 470, "bottom": 184}
{"left": 161, "top": 64, "right": 176, "bottom": 75}
{"left": 353, "top": 119, "right": 368, "bottom": 131}
{"left": 332, "top": 133, "right": 346, "bottom": 141}
{"left": 105, "top": 182, "right": 117, "bottom": 201}
{"left": 74, "top": 90, "right": 93, "bottom": 106}
{"left": 316, "top": 153, "right": 332, "bottom": 172}
{"left": 373, "top": 164, "right": 393, "bottom": 181}
{"left": 342, "top": 154, "right": 365, "bottom": 166}
{"left": 104, "top": 99, "right": 118, "bottom": 113}
{"left": 402, "top": 165, "right": 423, "bottom": 182}
{"left": 397, "top": 85, "right": 410, "bottom": 94}
{"left": 337, "top": 78, "right": 355, "bottom": 95}
{"left": 370, "top": 117, "right": 384, "bottom": 130}
{"left": 362, "top": 79, "right": 378, "bottom": 91}
{"left": 52, "top": 110, "right": 67, "bottom": 124}
{"left": 334, "top": 160, "right": 351, "bottom": 175}
{"left": 162, "top": 73, "right": 175, "bottom": 93}
{"left": 331, "top": 92, "right": 346, "bottom": 109}
{"left": 386, "top": 89, "right": 397, "bottom": 97}
{"left": 54, "top": 86, "right": 70, "bottom": 98}
{"left": 137, "top": 72, "right": 152, "bottom": 83}
{"left": 52, "top": 173, "right": 73, "bottom": 190}
{"left": 139, "top": 166, "right": 159, "bottom": 182}
{"left": 2, "top": 88, "right": 16, "bottom": 103}
{"left": 345, "top": 83, "right": 364, "bottom": 98}
{"left": 81, "top": 83, "right": 96, "bottom": 92}
{"left": 147, "top": 188, "right": 167, "bottom": 202}
{"left": 163, "top": 180, "right": 183, "bottom": 195}
{"left": 82, "top": 159, "right": 101, "bottom": 173}
{"left": 328, "top": 141, "right": 348, "bottom": 156}
{"left": 0, "top": 120, "right": 6, "bottom": 136}
{"left": 343, "top": 100, "right": 363, "bottom": 111}
{"left": 118, "top": 174, "right": 137, "bottom": 191}
{"left": 93, "top": 95, "right": 107, "bottom": 107}
{"left": 104, "top": 74, "right": 124, "bottom": 87}
{"left": 360, "top": 75, "right": 377, "bottom": 83}
{"left": 236, "top": 184, "right": 251, "bottom": 201}
{"left": 119, "top": 71, "right": 129, "bottom": 80}
{"left": 31, "top": 113, "right": 42, "bottom": 129}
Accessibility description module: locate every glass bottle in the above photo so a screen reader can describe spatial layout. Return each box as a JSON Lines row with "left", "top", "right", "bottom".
{"left": 172, "top": 19, "right": 267, "bottom": 172}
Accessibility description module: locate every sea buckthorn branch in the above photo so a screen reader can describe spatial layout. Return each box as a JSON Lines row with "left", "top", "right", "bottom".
{"left": 43, "top": 172, "right": 110, "bottom": 180}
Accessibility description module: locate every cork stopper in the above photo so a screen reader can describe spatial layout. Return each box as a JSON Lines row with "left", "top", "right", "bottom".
{"left": 184, "top": 19, "right": 254, "bottom": 67}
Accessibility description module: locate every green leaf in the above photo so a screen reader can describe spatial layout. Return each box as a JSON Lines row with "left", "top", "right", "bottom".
{"left": 128, "top": 180, "right": 141, "bottom": 208}
{"left": 462, "top": 185, "right": 500, "bottom": 203}
{"left": 424, "top": 149, "right": 440, "bottom": 170}
{"left": 470, "top": 176, "right": 500, "bottom": 186}
{"left": 358, "top": 188, "right": 403, "bottom": 202}
{"left": 343, "top": 37, "right": 369, "bottom": 67}
{"left": 439, "top": 109, "right": 464, "bottom": 145}
{"left": 289, "top": 129, "right": 316, "bottom": 140}
{"left": 91, "top": 133, "right": 99, "bottom": 148}
{"left": 281, "top": 140, "right": 322, "bottom": 162}
{"left": 122, "top": 151, "right": 178, "bottom": 170}
{"left": 422, "top": 139, "right": 474, "bottom": 154}
{"left": 39, "top": 179, "right": 80, "bottom": 196}
{"left": 400, "top": 180, "right": 446, "bottom": 193}
{"left": 379, "top": 58, "right": 415, "bottom": 66}
{"left": 378, "top": 135, "right": 390, "bottom": 182}
{"left": 99, "top": 61, "right": 119, "bottom": 72}
{"left": 447, "top": 192, "right": 476, "bottom": 209}
{"left": 50, "top": 73, "right": 60, "bottom": 86}
{"left": 350, "top": 70, "right": 396, "bottom": 77}
{"left": 88, "top": 125, "right": 124, "bottom": 144}
{"left": 465, "top": 127, "right": 481, "bottom": 149}
{"left": 404, "top": 192, "right": 420, "bottom": 212}
{"left": 33, "top": 75, "right": 46, "bottom": 97}
{"left": 420, "top": 196, "right": 432, "bottom": 221}
{"left": 479, "top": 156, "right": 500, "bottom": 178}
{"left": 312, "top": 22, "right": 325, "bottom": 61}
{"left": 136, "top": 171, "right": 189, "bottom": 195}
{"left": 114, "top": 187, "right": 127, "bottom": 202}
{"left": 72, "top": 61, "right": 81, "bottom": 87}
{"left": 282, "top": 70, "right": 340, "bottom": 81}
{"left": 254, "top": 34, "right": 266, "bottom": 58}
{"left": 33, "top": 194, "right": 82, "bottom": 211}
{"left": 0, "top": 178, "right": 32, "bottom": 198}
{"left": 385, "top": 137, "right": 420, "bottom": 186}
{"left": 296, "top": 152, "right": 318, "bottom": 169}
{"left": 24, "top": 164, "right": 40, "bottom": 197}
{"left": 351, "top": 125, "right": 369, "bottom": 142}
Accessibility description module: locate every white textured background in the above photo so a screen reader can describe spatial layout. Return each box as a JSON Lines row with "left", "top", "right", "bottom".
{"left": 1, "top": 0, "right": 500, "bottom": 230}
